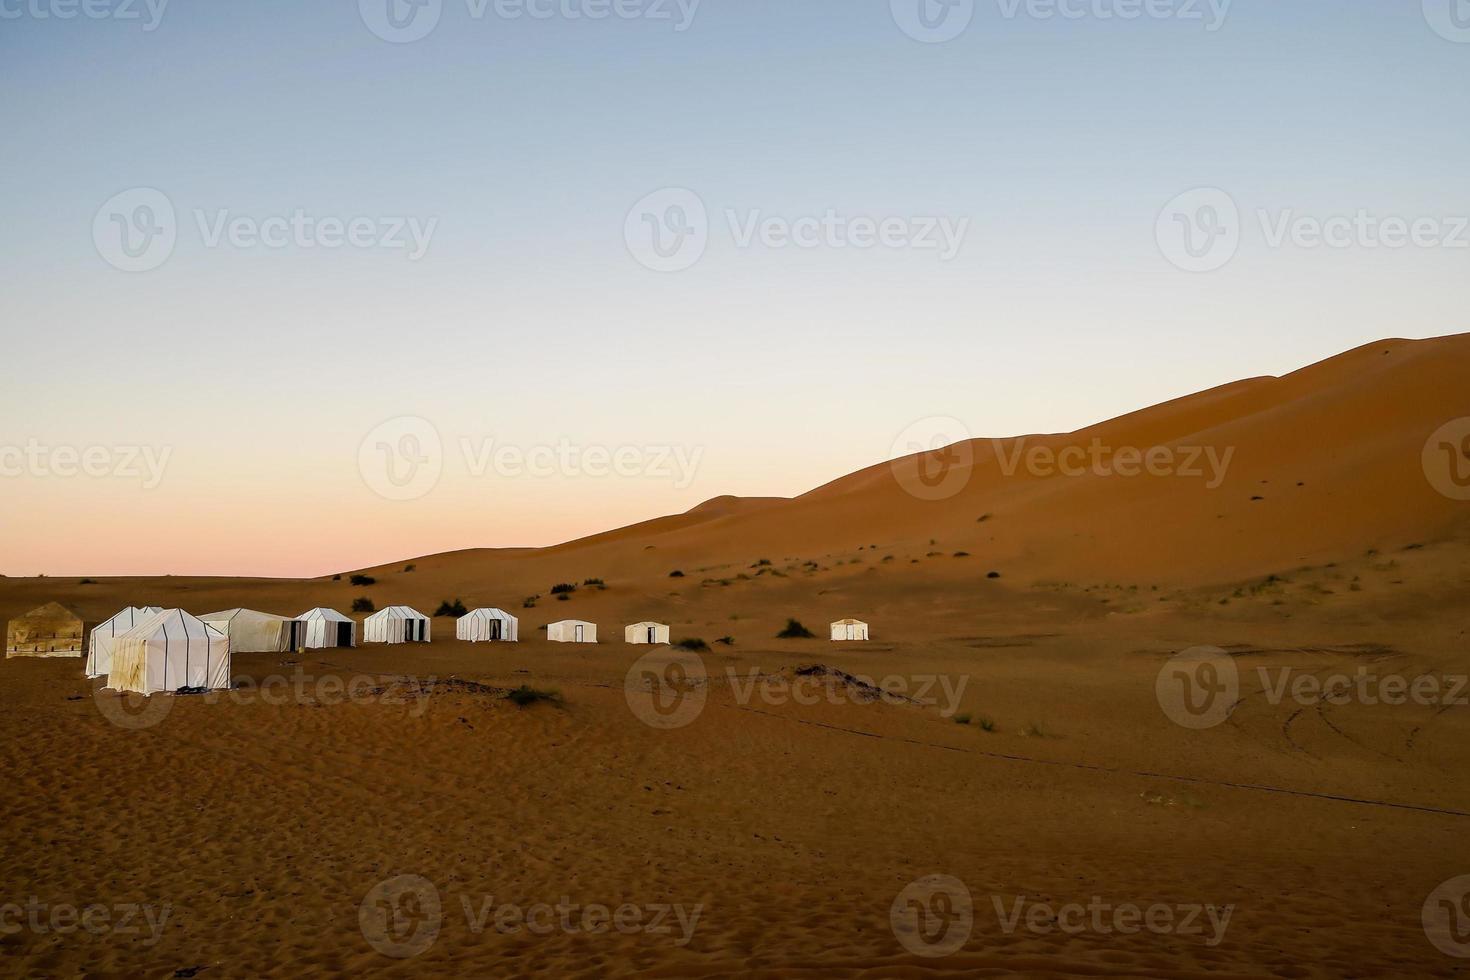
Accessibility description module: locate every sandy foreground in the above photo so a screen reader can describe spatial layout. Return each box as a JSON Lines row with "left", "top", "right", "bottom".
{"left": 2, "top": 551, "right": 1469, "bottom": 978}
{"left": 3, "top": 334, "right": 1469, "bottom": 977}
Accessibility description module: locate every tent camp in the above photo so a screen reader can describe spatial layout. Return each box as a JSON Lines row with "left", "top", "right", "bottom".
{"left": 830, "top": 619, "right": 869, "bottom": 641}
{"left": 107, "top": 608, "right": 231, "bottom": 695}
{"left": 547, "top": 620, "right": 596, "bottom": 643}
{"left": 202, "top": 608, "right": 303, "bottom": 654}
{"left": 86, "top": 605, "right": 164, "bottom": 677}
{"left": 6, "top": 602, "right": 92, "bottom": 659}
{"left": 624, "top": 622, "right": 670, "bottom": 645}
{"left": 363, "top": 606, "right": 430, "bottom": 644}
{"left": 457, "top": 608, "right": 518, "bottom": 643}
{"left": 298, "top": 607, "right": 356, "bottom": 648}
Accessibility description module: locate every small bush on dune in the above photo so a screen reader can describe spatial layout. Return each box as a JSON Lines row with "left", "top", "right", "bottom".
{"left": 505, "top": 685, "right": 561, "bottom": 707}
{"left": 675, "top": 638, "right": 708, "bottom": 651}
{"left": 351, "top": 597, "right": 375, "bottom": 613}
{"left": 977, "top": 716, "right": 996, "bottom": 732}
{"left": 434, "top": 599, "right": 468, "bottom": 617}
{"left": 404, "top": 564, "right": 416, "bottom": 573}
{"left": 716, "top": 636, "right": 735, "bottom": 646}
{"left": 523, "top": 595, "right": 540, "bottom": 608}
{"left": 550, "top": 583, "right": 576, "bottom": 595}
{"left": 777, "top": 618, "right": 815, "bottom": 639}
{"left": 669, "top": 570, "right": 685, "bottom": 578}
{"left": 79, "top": 578, "right": 98, "bottom": 585}
{"left": 953, "top": 713, "right": 972, "bottom": 725}
{"left": 350, "top": 574, "right": 376, "bottom": 586}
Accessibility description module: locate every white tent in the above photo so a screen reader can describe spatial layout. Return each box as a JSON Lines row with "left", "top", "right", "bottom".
{"left": 86, "top": 605, "right": 163, "bottom": 677}
{"left": 201, "top": 608, "right": 303, "bottom": 654}
{"left": 457, "top": 608, "right": 518, "bottom": 643}
{"left": 830, "top": 619, "right": 869, "bottom": 641}
{"left": 624, "top": 622, "right": 670, "bottom": 645}
{"left": 546, "top": 620, "right": 596, "bottom": 643}
{"left": 107, "top": 609, "right": 231, "bottom": 695}
{"left": 298, "top": 607, "right": 356, "bottom": 648}
{"left": 363, "top": 606, "right": 430, "bottom": 644}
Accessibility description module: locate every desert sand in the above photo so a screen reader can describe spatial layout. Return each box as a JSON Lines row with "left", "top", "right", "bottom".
{"left": 2, "top": 334, "right": 1468, "bottom": 977}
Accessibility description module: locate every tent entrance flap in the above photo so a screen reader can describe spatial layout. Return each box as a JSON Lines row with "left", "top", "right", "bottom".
{"left": 488, "top": 619, "right": 502, "bottom": 641}
{"left": 575, "top": 624, "right": 585, "bottom": 642}
{"left": 337, "top": 622, "right": 353, "bottom": 646}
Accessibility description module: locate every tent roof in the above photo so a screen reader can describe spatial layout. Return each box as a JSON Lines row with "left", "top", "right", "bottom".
{"left": 122, "top": 609, "right": 225, "bottom": 641}
{"left": 460, "top": 607, "right": 516, "bottom": 621}
{"left": 17, "top": 601, "right": 85, "bottom": 621}
{"left": 831, "top": 618, "right": 867, "bottom": 626}
{"left": 627, "top": 621, "right": 667, "bottom": 629}
{"left": 548, "top": 619, "right": 595, "bottom": 627}
{"left": 365, "top": 606, "right": 428, "bottom": 621}
{"left": 201, "top": 608, "right": 292, "bottom": 624}
{"left": 299, "top": 607, "right": 351, "bottom": 622}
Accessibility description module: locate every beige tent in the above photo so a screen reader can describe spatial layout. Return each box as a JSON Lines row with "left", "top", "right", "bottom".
{"left": 6, "top": 602, "right": 93, "bottom": 659}
{"left": 202, "top": 608, "right": 303, "bottom": 653}
{"left": 108, "top": 609, "right": 231, "bottom": 695}
{"left": 624, "top": 622, "right": 670, "bottom": 645}
{"left": 546, "top": 620, "right": 596, "bottom": 643}
{"left": 457, "top": 608, "right": 518, "bottom": 643}
{"left": 363, "top": 606, "right": 430, "bottom": 644}
{"left": 298, "top": 608, "right": 356, "bottom": 648}
{"left": 830, "top": 618, "right": 869, "bottom": 641}
{"left": 87, "top": 606, "right": 164, "bottom": 677}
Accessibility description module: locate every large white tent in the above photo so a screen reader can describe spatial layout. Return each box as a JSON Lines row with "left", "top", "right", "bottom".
{"left": 202, "top": 608, "right": 302, "bottom": 653}
{"left": 107, "top": 609, "right": 231, "bottom": 695}
{"left": 546, "top": 620, "right": 596, "bottom": 643}
{"left": 624, "top": 622, "right": 670, "bottom": 645}
{"left": 830, "top": 619, "right": 869, "bottom": 641}
{"left": 457, "top": 608, "right": 518, "bottom": 643}
{"left": 363, "top": 606, "right": 430, "bottom": 644}
{"left": 86, "top": 605, "right": 163, "bottom": 677}
{"left": 298, "top": 607, "right": 356, "bottom": 648}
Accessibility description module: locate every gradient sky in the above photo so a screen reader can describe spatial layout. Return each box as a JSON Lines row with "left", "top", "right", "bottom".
{"left": 2, "top": 0, "right": 1466, "bottom": 577}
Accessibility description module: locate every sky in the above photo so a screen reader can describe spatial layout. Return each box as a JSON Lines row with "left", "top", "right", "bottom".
{"left": 1, "top": 0, "right": 1467, "bottom": 577}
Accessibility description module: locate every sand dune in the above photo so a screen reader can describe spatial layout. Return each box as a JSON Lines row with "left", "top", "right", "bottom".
{"left": 2, "top": 334, "right": 1468, "bottom": 976}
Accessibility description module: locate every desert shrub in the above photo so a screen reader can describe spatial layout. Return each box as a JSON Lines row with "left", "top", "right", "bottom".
{"left": 332, "top": 574, "right": 342, "bottom": 581}
{"left": 550, "top": 583, "right": 576, "bottom": 595}
{"left": 977, "top": 513, "right": 992, "bottom": 522}
{"left": 977, "top": 715, "right": 996, "bottom": 732}
{"left": 987, "top": 571, "right": 1001, "bottom": 579}
{"left": 403, "top": 564, "right": 416, "bottom": 573}
{"left": 716, "top": 636, "right": 735, "bottom": 645}
{"left": 752, "top": 559, "right": 772, "bottom": 567}
{"left": 433, "top": 599, "right": 468, "bottom": 617}
{"left": 351, "top": 597, "right": 375, "bottom": 613}
{"left": 953, "top": 551, "right": 970, "bottom": 558}
{"left": 777, "top": 618, "right": 815, "bottom": 639}
{"left": 675, "top": 637, "right": 708, "bottom": 651}
{"left": 79, "top": 578, "right": 98, "bottom": 585}
{"left": 505, "top": 685, "right": 561, "bottom": 707}
{"left": 350, "top": 574, "right": 376, "bottom": 586}
{"left": 953, "top": 713, "right": 972, "bottom": 725}
{"left": 669, "top": 570, "right": 685, "bottom": 578}
{"left": 556, "top": 593, "right": 570, "bottom": 601}
{"left": 583, "top": 578, "right": 605, "bottom": 588}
